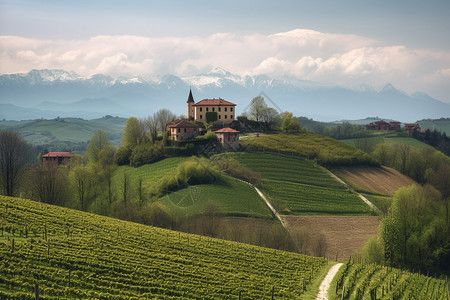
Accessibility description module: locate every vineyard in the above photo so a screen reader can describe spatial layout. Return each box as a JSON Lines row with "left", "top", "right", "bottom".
{"left": 224, "top": 152, "right": 371, "bottom": 215}
{"left": 0, "top": 196, "right": 328, "bottom": 299}
{"left": 332, "top": 260, "right": 449, "bottom": 299}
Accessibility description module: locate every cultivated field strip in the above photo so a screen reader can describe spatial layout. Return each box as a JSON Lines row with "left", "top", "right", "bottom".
{"left": 229, "top": 152, "right": 371, "bottom": 215}
{"left": 333, "top": 261, "right": 448, "bottom": 299}
{"left": 0, "top": 196, "right": 327, "bottom": 299}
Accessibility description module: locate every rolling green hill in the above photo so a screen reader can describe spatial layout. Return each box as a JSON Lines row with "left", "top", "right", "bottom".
{"left": 112, "top": 157, "right": 272, "bottom": 219}
{"left": 418, "top": 118, "right": 450, "bottom": 135}
{"left": 241, "top": 132, "right": 378, "bottom": 166}
{"left": 0, "top": 116, "right": 126, "bottom": 147}
{"left": 341, "top": 133, "right": 429, "bottom": 149}
{"left": 218, "top": 152, "right": 372, "bottom": 215}
{"left": 0, "top": 195, "right": 327, "bottom": 299}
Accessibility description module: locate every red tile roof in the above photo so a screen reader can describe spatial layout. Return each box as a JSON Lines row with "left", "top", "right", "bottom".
{"left": 167, "top": 119, "right": 200, "bottom": 128}
{"left": 192, "top": 98, "right": 236, "bottom": 106}
{"left": 42, "top": 152, "right": 74, "bottom": 158}
{"left": 215, "top": 128, "right": 240, "bottom": 133}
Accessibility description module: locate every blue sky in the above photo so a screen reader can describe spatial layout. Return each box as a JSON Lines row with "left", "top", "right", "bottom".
{"left": 1, "top": 0, "right": 449, "bottom": 101}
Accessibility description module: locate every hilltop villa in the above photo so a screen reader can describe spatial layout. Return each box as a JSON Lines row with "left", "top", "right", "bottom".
{"left": 166, "top": 119, "right": 201, "bottom": 141}
{"left": 187, "top": 89, "right": 236, "bottom": 123}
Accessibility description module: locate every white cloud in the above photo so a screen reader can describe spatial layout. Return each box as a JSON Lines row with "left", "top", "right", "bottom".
{"left": 0, "top": 30, "right": 449, "bottom": 101}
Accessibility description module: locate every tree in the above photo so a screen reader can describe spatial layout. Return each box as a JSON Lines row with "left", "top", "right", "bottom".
{"left": 260, "top": 107, "right": 279, "bottom": 125}
{"left": 248, "top": 96, "right": 267, "bottom": 121}
{"left": 71, "top": 164, "right": 96, "bottom": 211}
{"left": 154, "top": 109, "right": 176, "bottom": 134}
{"left": 86, "top": 130, "right": 110, "bottom": 163}
{"left": 30, "top": 163, "right": 69, "bottom": 206}
{"left": 0, "top": 130, "right": 34, "bottom": 196}
{"left": 121, "top": 117, "right": 146, "bottom": 148}
{"left": 97, "top": 145, "right": 116, "bottom": 205}
{"left": 281, "top": 112, "right": 300, "bottom": 132}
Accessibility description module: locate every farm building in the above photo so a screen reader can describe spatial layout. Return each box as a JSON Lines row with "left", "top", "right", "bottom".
{"left": 404, "top": 123, "right": 421, "bottom": 135}
{"left": 215, "top": 128, "right": 240, "bottom": 151}
{"left": 187, "top": 89, "right": 236, "bottom": 123}
{"left": 42, "top": 152, "right": 74, "bottom": 166}
{"left": 167, "top": 119, "right": 201, "bottom": 141}
{"left": 364, "top": 120, "right": 401, "bottom": 130}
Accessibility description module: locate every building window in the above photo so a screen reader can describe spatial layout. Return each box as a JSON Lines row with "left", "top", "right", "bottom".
{"left": 219, "top": 115, "right": 221, "bottom": 119}
{"left": 218, "top": 107, "right": 221, "bottom": 112}
{"left": 200, "top": 107, "right": 203, "bottom": 112}
{"left": 200, "top": 115, "right": 203, "bottom": 119}
{"left": 206, "top": 107, "right": 209, "bottom": 112}
{"left": 231, "top": 107, "right": 233, "bottom": 112}
{"left": 178, "top": 128, "right": 180, "bottom": 133}
{"left": 225, "top": 115, "right": 227, "bottom": 119}
{"left": 212, "top": 107, "right": 215, "bottom": 112}
{"left": 184, "top": 128, "right": 186, "bottom": 133}
{"left": 230, "top": 115, "right": 233, "bottom": 119}
{"left": 225, "top": 107, "right": 228, "bottom": 112}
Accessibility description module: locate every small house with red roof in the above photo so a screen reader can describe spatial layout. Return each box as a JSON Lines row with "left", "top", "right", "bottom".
{"left": 404, "top": 123, "right": 421, "bottom": 135}
{"left": 215, "top": 128, "right": 240, "bottom": 151}
{"left": 186, "top": 89, "right": 236, "bottom": 123}
{"left": 42, "top": 152, "right": 74, "bottom": 166}
{"left": 167, "top": 119, "right": 201, "bottom": 141}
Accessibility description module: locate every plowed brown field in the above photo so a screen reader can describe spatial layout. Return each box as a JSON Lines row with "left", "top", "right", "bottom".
{"left": 333, "top": 166, "right": 415, "bottom": 195}
{"left": 283, "top": 215, "right": 379, "bottom": 261}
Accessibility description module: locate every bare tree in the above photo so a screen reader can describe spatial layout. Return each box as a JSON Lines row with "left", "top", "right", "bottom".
{"left": 0, "top": 130, "right": 34, "bottom": 196}
{"left": 155, "top": 109, "right": 176, "bottom": 134}
{"left": 248, "top": 96, "right": 267, "bottom": 121}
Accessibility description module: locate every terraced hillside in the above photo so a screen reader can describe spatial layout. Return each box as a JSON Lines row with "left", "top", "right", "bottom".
{"left": 331, "top": 261, "right": 448, "bottom": 299}
{"left": 0, "top": 196, "right": 328, "bottom": 299}
{"left": 221, "top": 152, "right": 371, "bottom": 215}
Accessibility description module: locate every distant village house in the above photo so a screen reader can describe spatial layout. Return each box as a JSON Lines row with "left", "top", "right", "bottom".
{"left": 363, "top": 120, "right": 401, "bottom": 130}
{"left": 42, "top": 152, "right": 74, "bottom": 166}
{"left": 404, "top": 123, "right": 421, "bottom": 135}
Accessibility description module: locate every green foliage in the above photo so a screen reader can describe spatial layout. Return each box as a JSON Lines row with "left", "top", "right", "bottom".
{"left": 211, "top": 154, "right": 262, "bottom": 185}
{"left": 241, "top": 132, "right": 379, "bottom": 166}
{"left": 206, "top": 111, "right": 218, "bottom": 122}
{"left": 226, "top": 152, "right": 371, "bottom": 215}
{"left": 333, "top": 261, "right": 448, "bottom": 300}
{"left": 129, "top": 143, "right": 165, "bottom": 167}
{"left": 86, "top": 130, "right": 110, "bottom": 163}
{"left": 114, "top": 145, "right": 132, "bottom": 165}
{"left": 248, "top": 96, "right": 267, "bottom": 121}
{"left": 150, "top": 157, "right": 220, "bottom": 197}
{"left": 121, "top": 117, "right": 146, "bottom": 148}
{"left": 380, "top": 184, "right": 449, "bottom": 271}
{"left": 0, "top": 195, "right": 327, "bottom": 299}
{"left": 202, "top": 130, "right": 217, "bottom": 140}
{"left": 281, "top": 112, "right": 300, "bottom": 132}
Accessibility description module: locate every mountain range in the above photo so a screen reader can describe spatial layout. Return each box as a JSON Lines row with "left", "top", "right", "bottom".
{"left": 1, "top": 68, "right": 449, "bottom": 122}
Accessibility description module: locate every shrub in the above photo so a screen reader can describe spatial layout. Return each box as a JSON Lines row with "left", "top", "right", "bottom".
{"left": 114, "top": 145, "right": 132, "bottom": 166}
{"left": 129, "top": 143, "right": 165, "bottom": 167}
{"left": 206, "top": 112, "right": 218, "bottom": 122}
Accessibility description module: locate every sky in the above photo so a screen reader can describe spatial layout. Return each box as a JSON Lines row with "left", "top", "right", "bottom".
{"left": 0, "top": 0, "right": 449, "bottom": 102}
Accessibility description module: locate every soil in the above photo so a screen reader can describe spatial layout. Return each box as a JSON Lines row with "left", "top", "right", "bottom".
{"left": 316, "top": 263, "right": 343, "bottom": 300}
{"left": 283, "top": 215, "right": 380, "bottom": 261}
{"left": 333, "top": 166, "right": 416, "bottom": 195}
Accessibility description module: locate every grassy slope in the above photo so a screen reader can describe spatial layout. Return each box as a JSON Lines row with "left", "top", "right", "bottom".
{"left": 2, "top": 117, "right": 126, "bottom": 145}
{"left": 113, "top": 158, "right": 272, "bottom": 218}
{"left": 221, "top": 152, "right": 371, "bottom": 215}
{"left": 341, "top": 133, "right": 429, "bottom": 149}
{"left": 418, "top": 119, "right": 450, "bottom": 135}
{"left": 0, "top": 196, "right": 327, "bottom": 299}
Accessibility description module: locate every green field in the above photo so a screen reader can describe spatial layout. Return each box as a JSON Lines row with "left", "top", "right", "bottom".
{"left": 0, "top": 196, "right": 328, "bottom": 299}
{"left": 113, "top": 157, "right": 272, "bottom": 218}
{"left": 342, "top": 133, "right": 429, "bottom": 149}
{"left": 418, "top": 119, "right": 450, "bottom": 135}
{"left": 220, "top": 152, "right": 372, "bottom": 215}
{"left": 0, "top": 117, "right": 126, "bottom": 146}
{"left": 240, "top": 132, "right": 378, "bottom": 166}
{"left": 331, "top": 261, "right": 447, "bottom": 299}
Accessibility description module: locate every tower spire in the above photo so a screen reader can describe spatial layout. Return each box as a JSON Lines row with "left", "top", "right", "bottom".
{"left": 187, "top": 88, "right": 195, "bottom": 103}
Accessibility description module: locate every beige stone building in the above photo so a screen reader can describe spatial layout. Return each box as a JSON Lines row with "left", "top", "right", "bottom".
{"left": 215, "top": 128, "right": 240, "bottom": 151}
{"left": 186, "top": 89, "right": 236, "bottom": 123}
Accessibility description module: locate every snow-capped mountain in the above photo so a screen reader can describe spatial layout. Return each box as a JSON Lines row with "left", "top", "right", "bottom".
{"left": 0, "top": 69, "right": 449, "bottom": 122}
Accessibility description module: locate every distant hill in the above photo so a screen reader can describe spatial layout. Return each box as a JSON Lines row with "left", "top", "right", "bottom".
{"left": 1, "top": 69, "right": 449, "bottom": 122}
{"left": 0, "top": 116, "right": 126, "bottom": 146}
{"left": 418, "top": 118, "right": 450, "bottom": 135}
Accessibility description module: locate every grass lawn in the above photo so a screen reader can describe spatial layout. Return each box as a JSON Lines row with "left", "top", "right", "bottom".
{"left": 341, "top": 133, "right": 429, "bottom": 149}
{"left": 220, "top": 152, "right": 372, "bottom": 215}
{"left": 160, "top": 175, "right": 272, "bottom": 218}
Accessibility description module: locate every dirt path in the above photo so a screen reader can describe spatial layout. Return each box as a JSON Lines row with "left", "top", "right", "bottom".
{"left": 316, "top": 263, "right": 343, "bottom": 300}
